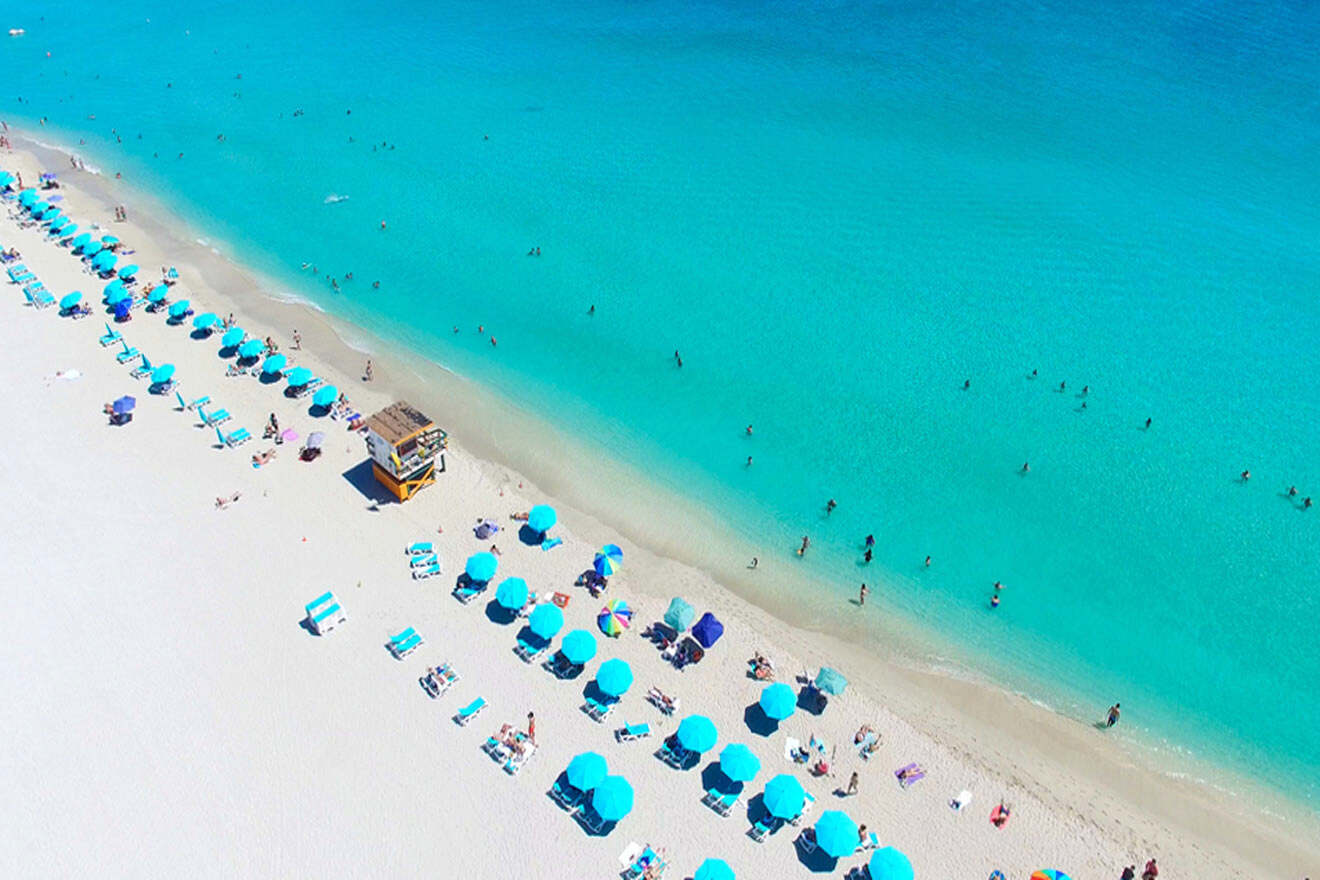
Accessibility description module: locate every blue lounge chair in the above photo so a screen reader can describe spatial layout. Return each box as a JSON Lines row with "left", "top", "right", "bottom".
{"left": 216, "top": 426, "right": 252, "bottom": 448}
{"left": 748, "top": 814, "right": 781, "bottom": 842}
{"left": 453, "top": 582, "right": 485, "bottom": 604}
{"left": 419, "top": 663, "right": 458, "bottom": 697}
{"left": 388, "top": 627, "right": 422, "bottom": 658}
{"left": 305, "top": 591, "right": 346, "bottom": 635}
{"left": 542, "top": 652, "right": 581, "bottom": 679}
{"left": 615, "top": 722, "right": 651, "bottom": 742}
{"left": 409, "top": 552, "right": 437, "bottom": 568}
{"left": 411, "top": 562, "right": 441, "bottom": 580}
{"left": 99, "top": 323, "right": 122, "bottom": 346}
{"left": 577, "top": 806, "right": 609, "bottom": 835}
{"left": 116, "top": 343, "right": 141, "bottom": 365}
{"left": 11, "top": 270, "right": 35, "bottom": 284}
{"left": 406, "top": 541, "right": 433, "bottom": 556}
{"left": 454, "top": 697, "right": 487, "bottom": 725}
{"left": 583, "top": 695, "right": 618, "bottom": 723}
{"left": 130, "top": 355, "right": 155, "bottom": 379}
{"left": 6, "top": 263, "right": 29, "bottom": 280}
{"left": 714, "top": 789, "right": 740, "bottom": 817}
{"left": 657, "top": 737, "right": 690, "bottom": 768}
{"left": 621, "top": 847, "right": 663, "bottom": 880}
{"left": 789, "top": 790, "right": 817, "bottom": 825}
{"left": 175, "top": 391, "right": 210, "bottom": 412}
{"left": 27, "top": 284, "right": 54, "bottom": 308}
{"left": 514, "top": 633, "right": 548, "bottom": 663}
{"left": 549, "top": 776, "right": 584, "bottom": 811}
{"left": 199, "top": 406, "right": 231, "bottom": 426}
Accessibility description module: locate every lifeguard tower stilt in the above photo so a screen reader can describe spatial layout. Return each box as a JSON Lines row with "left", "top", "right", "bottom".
{"left": 363, "top": 401, "right": 448, "bottom": 502}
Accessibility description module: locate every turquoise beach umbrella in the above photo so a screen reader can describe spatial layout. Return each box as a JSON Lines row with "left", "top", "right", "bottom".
{"left": 170, "top": 300, "right": 193, "bottom": 319}
{"left": 813, "top": 810, "right": 859, "bottom": 859}
{"left": 118, "top": 264, "right": 139, "bottom": 280}
{"left": 565, "top": 752, "right": 608, "bottom": 792}
{"left": 222, "top": 327, "right": 246, "bottom": 348}
{"left": 105, "top": 286, "right": 130, "bottom": 306}
{"left": 59, "top": 291, "right": 83, "bottom": 310}
{"left": 0, "top": 170, "right": 14, "bottom": 186}
{"left": 94, "top": 252, "right": 117, "bottom": 272}
{"left": 465, "top": 551, "right": 498, "bottom": 583}
{"left": 18, "top": 188, "right": 37, "bottom": 205}
{"left": 595, "top": 658, "right": 633, "bottom": 697}
{"left": 70, "top": 232, "right": 91, "bottom": 248}
{"left": 55, "top": 223, "right": 77, "bottom": 238}
{"left": 82, "top": 240, "right": 103, "bottom": 257}
{"left": 104, "top": 279, "right": 125, "bottom": 298}
{"left": 29, "top": 200, "right": 48, "bottom": 215}
{"left": 101, "top": 235, "right": 119, "bottom": 245}
{"left": 663, "top": 597, "right": 695, "bottom": 632}
{"left": 262, "top": 353, "right": 288, "bottom": 375}
{"left": 718, "top": 743, "right": 761, "bottom": 783}
{"left": 285, "top": 366, "right": 313, "bottom": 386}
{"left": 676, "top": 714, "right": 718, "bottom": 753}
{"left": 590, "top": 775, "right": 634, "bottom": 823}
{"left": 151, "top": 364, "right": 176, "bottom": 384}
{"left": 693, "top": 860, "right": 734, "bottom": 880}
{"left": 313, "top": 384, "right": 338, "bottom": 408}
{"left": 237, "top": 339, "right": 263, "bottom": 359}
{"left": 41, "top": 206, "right": 61, "bottom": 222}
{"left": 495, "top": 577, "right": 529, "bottom": 610}
{"left": 759, "top": 682, "right": 797, "bottom": 721}
{"left": 527, "top": 504, "right": 557, "bottom": 533}
{"left": 815, "top": 667, "right": 848, "bottom": 696}
{"left": 148, "top": 286, "right": 168, "bottom": 303}
{"left": 869, "top": 848, "right": 914, "bottom": 880}
{"left": 528, "top": 603, "right": 564, "bottom": 640}
{"left": 193, "top": 312, "right": 218, "bottom": 330}
{"left": 762, "top": 773, "right": 806, "bottom": 819}
{"left": 560, "top": 629, "right": 597, "bottom": 664}
{"left": 1030, "top": 872, "right": 1072, "bottom": 880}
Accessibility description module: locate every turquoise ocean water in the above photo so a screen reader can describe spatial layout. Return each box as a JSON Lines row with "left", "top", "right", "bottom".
{"left": 3, "top": 0, "right": 1318, "bottom": 805}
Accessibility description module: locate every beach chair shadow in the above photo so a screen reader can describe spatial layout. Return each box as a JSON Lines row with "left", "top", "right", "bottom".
{"left": 297, "top": 617, "right": 321, "bottom": 637}
{"left": 341, "top": 460, "right": 395, "bottom": 505}
{"left": 484, "top": 599, "right": 518, "bottom": 625}
{"left": 518, "top": 524, "right": 543, "bottom": 546}
{"left": 743, "top": 703, "right": 780, "bottom": 737}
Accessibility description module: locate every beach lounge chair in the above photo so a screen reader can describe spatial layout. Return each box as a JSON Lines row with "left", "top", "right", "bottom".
{"left": 11, "top": 270, "right": 35, "bottom": 285}
{"left": 542, "top": 652, "right": 579, "bottom": 679}
{"left": 577, "top": 806, "right": 610, "bottom": 835}
{"left": 857, "top": 831, "right": 879, "bottom": 851}
{"left": 646, "top": 688, "right": 679, "bottom": 716}
{"left": 99, "top": 323, "right": 122, "bottom": 346}
{"left": 514, "top": 633, "right": 549, "bottom": 663}
{"left": 453, "top": 582, "right": 485, "bottom": 604}
{"left": 583, "top": 695, "right": 618, "bottom": 723}
{"left": 130, "top": 356, "right": 155, "bottom": 379}
{"left": 388, "top": 627, "right": 422, "bottom": 659}
{"left": 795, "top": 828, "right": 818, "bottom": 855}
{"left": 789, "top": 791, "right": 816, "bottom": 825}
{"left": 454, "top": 697, "right": 487, "bottom": 725}
{"left": 504, "top": 741, "right": 536, "bottom": 775}
{"left": 748, "top": 814, "right": 781, "bottom": 842}
{"left": 199, "top": 406, "right": 231, "bottom": 426}
{"left": 412, "top": 562, "right": 441, "bottom": 580}
{"left": 175, "top": 391, "right": 210, "bottom": 412}
{"left": 713, "top": 789, "right": 740, "bottom": 817}
{"left": 419, "top": 663, "right": 458, "bottom": 698}
{"left": 895, "top": 762, "right": 926, "bottom": 788}
{"left": 216, "top": 426, "right": 252, "bottom": 448}
{"left": 615, "top": 722, "right": 651, "bottom": 743}
{"left": 620, "top": 847, "right": 664, "bottom": 880}
{"left": 116, "top": 343, "right": 141, "bottom": 365}
{"left": 656, "top": 737, "right": 690, "bottom": 768}
{"left": 550, "top": 776, "right": 584, "bottom": 810}
{"left": 409, "top": 552, "right": 438, "bottom": 568}
{"left": 305, "top": 591, "right": 346, "bottom": 635}
{"left": 6, "top": 263, "right": 29, "bottom": 280}
{"left": 28, "top": 284, "right": 54, "bottom": 308}
{"left": 291, "top": 377, "right": 322, "bottom": 398}
{"left": 406, "top": 541, "right": 434, "bottom": 556}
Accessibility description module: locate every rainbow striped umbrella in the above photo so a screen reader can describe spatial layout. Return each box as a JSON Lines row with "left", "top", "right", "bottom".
{"left": 1031, "top": 872, "right": 1071, "bottom": 880}
{"left": 593, "top": 551, "right": 620, "bottom": 577}
{"left": 597, "top": 599, "right": 632, "bottom": 637}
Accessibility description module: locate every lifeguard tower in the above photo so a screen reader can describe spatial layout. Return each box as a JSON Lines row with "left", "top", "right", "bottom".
{"left": 363, "top": 401, "right": 447, "bottom": 501}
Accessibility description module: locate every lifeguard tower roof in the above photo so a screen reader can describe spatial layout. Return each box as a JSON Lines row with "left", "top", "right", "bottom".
{"left": 365, "top": 401, "right": 433, "bottom": 445}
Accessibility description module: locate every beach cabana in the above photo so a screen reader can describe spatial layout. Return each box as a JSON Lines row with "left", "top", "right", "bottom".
{"left": 597, "top": 598, "right": 632, "bottom": 636}
{"left": 762, "top": 773, "right": 806, "bottom": 820}
{"left": 676, "top": 714, "right": 718, "bottom": 754}
{"left": 565, "top": 751, "right": 608, "bottom": 792}
{"left": 869, "top": 847, "right": 914, "bottom": 880}
{"left": 465, "top": 552, "right": 498, "bottom": 584}
{"left": 529, "top": 603, "right": 564, "bottom": 640}
{"left": 693, "top": 859, "right": 734, "bottom": 880}
{"left": 759, "top": 682, "right": 796, "bottom": 721}
{"left": 559, "top": 629, "right": 597, "bottom": 665}
{"left": 813, "top": 810, "right": 859, "bottom": 859}
{"left": 718, "top": 743, "right": 761, "bottom": 783}
{"left": 527, "top": 503, "right": 557, "bottom": 535}
{"left": 595, "top": 658, "right": 633, "bottom": 697}
{"left": 495, "top": 577, "right": 529, "bottom": 611}
{"left": 589, "top": 775, "right": 634, "bottom": 823}
{"left": 362, "top": 400, "right": 448, "bottom": 502}
{"left": 663, "top": 597, "right": 695, "bottom": 632}
{"left": 692, "top": 612, "right": 724, "bottom": 648}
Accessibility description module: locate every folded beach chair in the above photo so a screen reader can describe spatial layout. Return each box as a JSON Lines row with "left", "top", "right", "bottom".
{"left": 514, "top": 633, "right": 549, "bottom": 663}
{"left": 130, "top": 356, "right": 155, "bottom": 379}
{"left": 550, "top": 776, "right": 584, "bottom": 810}
{"left": 895, "top": 762, "right": 926, "bottom": 788}
{"left": 199, "top": 406, "right": 231, "bottom": 426}
{"left": 406, "top": 541, "right": 434, "bottom": 556}
{"left": 409, "top": 552, "right": 438, "bottom": 568}
{"left": 748, "top": 814, "right": 781, "bottom": 842}
{"left": 217, "top": 426, "right": 253, "bottom": 448}
{"left": 304, "top": 591, "right": 346, "bottom": 635}
{"left": 388, "top": 627, "right": 422, "bottom": 659}
{"left": 454, "top": 697, "right": 487, "bottom": 726}
{"left": 615, "top": 722, "right": 651, "bottom": 743}
{"left": 115, "top": 342, "right": 141, "bottom": 364}
{"left": 100, "top": 323, "right": 122, "bottom": 346}
{"left": 412, "top": 562, "right": 441, "bottom": 580}
{"left": 175, "top": 391, "right": 210, "bottom": 412}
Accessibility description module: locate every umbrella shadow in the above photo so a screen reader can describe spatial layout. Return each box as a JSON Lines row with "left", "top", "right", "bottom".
{"left": 484, "top": 599, "right": 519, "bottom": 625}
{"left": 743, "top": 703, "right": 781, "bottom": 737}
{"left": 700, "top": 761, "right": 742, "bottom": 796}
{"left": 580, "top": 680, "right": 611, "bottom": 704}
{"left": 797, "top": 685, "right": 828, "bottom": 716}
{"left": 218, "top": 345, "right": 239, "bottom": 359}
{"left": 795, "top": 835, "right": 842, "bottom": 874}
{"left": 308, "top": 403, "right": 331, "bottom": 418}
{"left": 258, "top": 371, "right": 283, "bottom": 386}
{"left": 518, "top": 524, "right": 544, "bottom": 546}
{"left": 189, "top": 328, "right": 214, "bottom": 341}
{"left": 340, "top": 459, "right": 395, "bottom": 505}
{"left": 297, "top": 617, "right": 322, "bottom": 637}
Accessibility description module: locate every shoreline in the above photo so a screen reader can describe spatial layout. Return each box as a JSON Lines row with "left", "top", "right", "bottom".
{"left": 6, "top": 130, "right": 1318, "bottom": 875}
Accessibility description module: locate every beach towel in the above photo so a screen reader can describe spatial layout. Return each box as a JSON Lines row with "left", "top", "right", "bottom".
{"left": 784, "top": 737, "right": 801, "bottom": 762}
{"left": 550, "top": 591, "right": 570, "bottom": 608}
{"left": 541, "top": 537, "right": 563, "bottom": 551}
{"left": 895, "top": 763, "right": 926, "bottom": 787}
{"left": 951, "top": 789, "right": 973, "bottom": 811}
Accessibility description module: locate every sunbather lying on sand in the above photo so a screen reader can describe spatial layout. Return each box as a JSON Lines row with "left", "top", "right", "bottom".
{"left": 897, "top": 765, "right": 924, "bottom": 782}
{"left": 647, "top": 687, "right": 677, "bottom": 714}
{"left": 749, "top": 653, "right": 775, "bottom": 680}
{"left": 252, "top": 449, "right": 277, "bottom": 467}
{"left": 509, "top": 511, "right": 530, "bottom": 521}
{"left": 215, "top": 492, "right": 241, "bottom": 509}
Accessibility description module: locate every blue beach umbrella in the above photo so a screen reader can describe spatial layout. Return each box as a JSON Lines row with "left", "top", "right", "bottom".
{"left": 151, "top": 364, "right": 176, "bottom": 384}
{"left": 815, "top": 667, "right": 848, "bottom": 696}
{"left": 718, "top": 743, "right": 761, "bottom": 783}
{"left": 237, "top": 339, "right": 263, "bottom": 359}
{"left": 527, "top": 504, "right": 557, "bottom": 534}
{"left": 118, "top": 264, "right": 139, "bottom": 280}
{"left": 0, "top": 170, "right": 14, "bottom": 186}
{"left": 676, "top": 714, "right": 718, "bottom": 753}
{"left": 59, "top": 291, "right": 83, "bottom": 310}
{"left": 560, "top": 629, "right": 597, "bottom": 665}
{"left": 869, "top": 848, "right": 915, "bottom": 880}
{"left": 595, "top": 658, "right": 633, "bottom": 697}
{"left": 222, "top": 327, "right": 246, "bottom": 348}
{"left": 692, "top": 612, "right": 724, "bottom": 648}
{"left": 106, "top": 286, "right": 130, "bottom": 306}
{"left": 18, "top": 188, "right": 38, "bottom": 205}
{"left": 112, "top": 395, "right": 136, "bottom": 414}
{"left": 285, "top": 366, "right": 313, "bottom": 386}
{"left": 147, "top": 286, "right": 168, "bottom": 304}
{"left": 565, "top": 752, "right": 608, "bottom": 792}
{"left": 465, "top": 551, "right": 498, "bottom": 583}
{"left": 762, "top": 773, "right": 806, "bottom": 819}
{"left": 693, "top": 860, "right": 735, "bottom": 880}
{"left": 813, "top": 810, "right": 859, "bottom": 859}
{"left": 759, "top": 682, "right": 797, "bottom": 721}
{"left": 313, "top": 384, "right": 338, "bottom": 408}
{"left": 663, "top": 597, "right": 695, "bottom": 632}
{"left": 262, "top": 353, "right": 288, "bottom": 375}
{"left": 193, "top": 312, "right": 218, "bottom": 330}
{"left": 528, "top": 603, "right": 564, "bottom": 640}
{"left": 70, "top": 232, "right": 92, "bottom": 248}
{"left": 170, "top": 300, "right": 193, "bottom": 319}
{"left": 593, "top": 552, "right": 619, "bottom": 577}
{"left": 495, "top": 577, "right": 529, "bottom": 610}
{"left": 82, "top": 241, "right": 104, "bottom": 258}
{"left": 590, "top": 775, "right": 634, "bottom": 823}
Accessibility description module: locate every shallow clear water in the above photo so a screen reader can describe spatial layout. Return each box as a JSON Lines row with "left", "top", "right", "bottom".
{"left": 4, "top": 0, "right": 1319, "bottom": 803}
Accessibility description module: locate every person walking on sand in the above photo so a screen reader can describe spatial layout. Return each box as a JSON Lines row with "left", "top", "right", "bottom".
{"left": 292, "top": 329, "right": 301, "bottom": 350}
{"left": 1141, "top": 858, "right": 1158, "bottom": 880}
{"left": 1106, "top": 703, "right": 1121, "bottom": 728}
{"left": 846, "top": 771, "right": 859, "bottom": 796}
{"left": 526, "top": 712, "right": 536, "bottom": 744}
{"left": 364, "top": 360, "right": 373, "bottom": 382}
{"left": 859, "top": 583, "right": 869, "bottom": 605}
{"left": 1121, "top": 867, "right": 1136, "bottom": 880}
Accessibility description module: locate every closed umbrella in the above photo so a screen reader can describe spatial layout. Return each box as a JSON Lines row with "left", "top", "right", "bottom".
{"left": 565, "top": 752, "right": 608, "bottom": 792}
{"left": 495, "top": 577, "right": 529, "bottom": 610}
{"left": 112, "top": 395, "right": 136, "bottom": 414}
{"left": 118, "top": 264, "right": 139, "bottom": 280}
{"left": 693, "top": 860, "right": 734, "bottom": 880}
{"left": 528, "top": 603, "right": 564, "bottom": 640}
{"left": 595, "top": 658, "right": 633, "bottom": 697}
{"left": 151, "top": 364, "right": 175, "bottom": 384}
{"left": 813, "top": 811, "right": 859, "bottom": 859}
{"left": 869, "top": 848, "right": 914, "bottom": 880}
{"left": 692, "top": 612, "right": 724, "bottom": 648}
{"left": 718, "top": 743, "right": 761, "bottom": 783}
{"left": 663, "top": 597, "right": 695, "bottom": 632}
{"left": 237, "top": 339, "right": 263, "bottom": 359}
{"left": 59, "top": 291, "right": 83, "bottom": 310}
{"left": 222, "top": 327, "right": 246, "bottom": 348}
{"left": 193, "top": 312, "right": 218, "bottom": 330}
{"left": 589, "top": 775, "right": 634, "bottom": 823}
{"left": 169, "top": 299, "right": 192, "bottom": 319}
{"left": 815, "top": 667, "right": 848, "bottom": 696}
{"left": 527, "top": 504, "right": 556, "bottom": 534}
{"left": 762, "top": 774, "right": 806, "bottom": 819}
{"left": 286, "top": 366, "right": 313, "bottom": 387}
{"left": 676, "top": 714, "right": 718, "bottom": 753}
{"left": 313, "top": 384, "right": 338, "bottom": 408}
{"left": 147, "top": 286, "right": 168, "bottom": 304}
{"left": 464, "top": 551, "right": 498, "bottom": 583}
{"left": 262, "top": 353, "right": 288, "bottom": 375}
{"left": 597, "top": 598, "right": 632, "bottom": 636}
{"left": 759, "top": 682, "right": 796, "bottom": 721}
{"left": 560, "top": 629, "right": 597, "bottom": 665}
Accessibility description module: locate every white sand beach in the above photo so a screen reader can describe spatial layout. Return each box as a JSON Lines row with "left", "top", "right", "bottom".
{"left": 1, "top": 140, "right": 1316, "bottom": 880}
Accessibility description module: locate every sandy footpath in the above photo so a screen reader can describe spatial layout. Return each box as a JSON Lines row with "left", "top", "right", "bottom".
{"left": 0, "top": 144, "right": 1315, "bottom": 880}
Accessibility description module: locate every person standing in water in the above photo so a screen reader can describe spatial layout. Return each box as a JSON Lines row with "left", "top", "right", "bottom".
{"left": 863, "top": 547, "right": 872, "bottom": 563}
{"left": 798, "top": 535, "right": 809, "bottom": 556}
{"left": 859, "top": 583, "right": 869, "bottom": 605}
{"left": 674, "top": 350, "right": 683, "bottom": 367}
{"left": 826, "top": 498, "right": 837, "bottom": 515}
{"left": 1021, "top": 462, "right": 1030, "bottom": 473}
{"left": 1106, "top": 703, "right": 1121, "bottom": 727}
